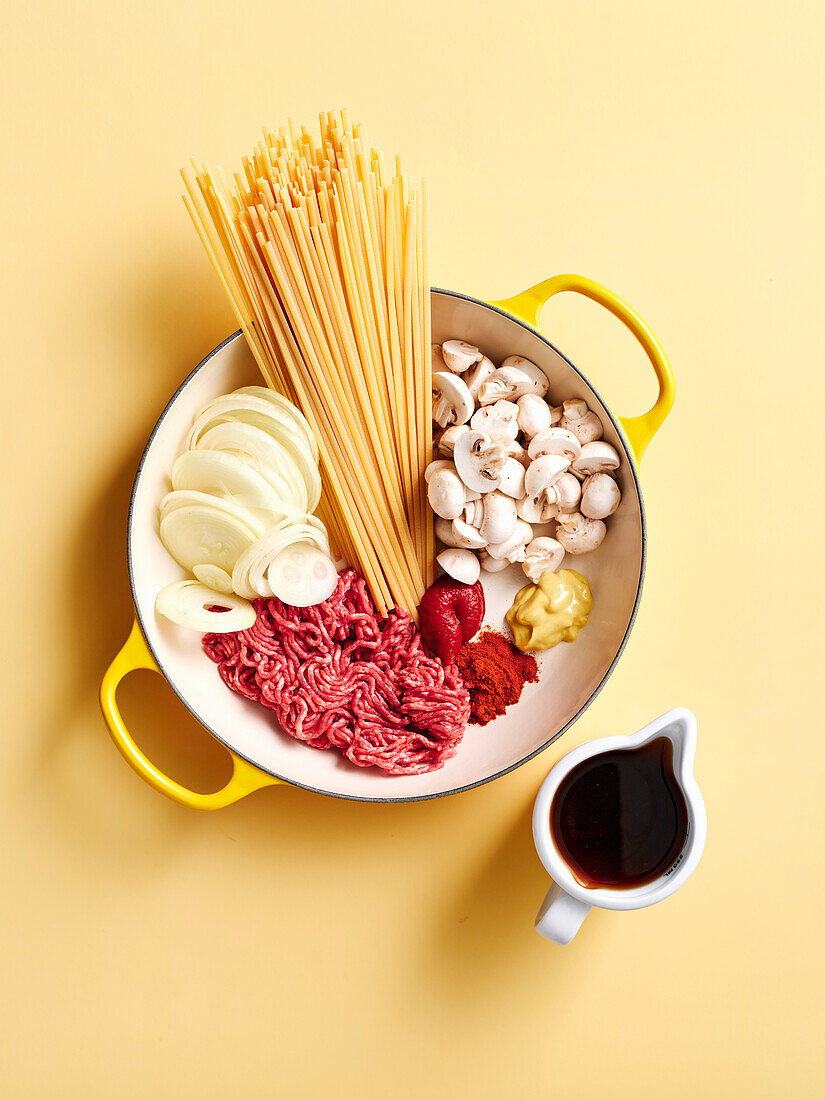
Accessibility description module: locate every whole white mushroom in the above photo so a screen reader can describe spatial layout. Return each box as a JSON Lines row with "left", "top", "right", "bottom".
{"left": 485, "top": 518, "right": 533, "bottom": 561}
{"left": 477, "top": 491, "right": 518, "bottom": 545}
{"left": 427, "top": 468, "right": 466, "bottom": 520}
{"left": 516, "top": 394, "right": 553, "bottom": 439}
{"left": 580, "top": 472, "right": 621, "bottom": 519}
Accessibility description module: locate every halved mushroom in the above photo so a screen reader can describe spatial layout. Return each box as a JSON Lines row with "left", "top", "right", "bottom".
{"left": 463, "top": 499, "right": 482, "bottom": 526}
{"left": 427, "top": 468, "right": 466, "bottom": 520}
{"left": 434, "top": 516, "right": 486, "bottom": 550}
{"left": 478, "top": 364, "right": 536, "bottom": 405}
{"left": 528, "top": 426, "right": 582, "bottom": 463}
{"left": 454, "top": 430, "right": 507, "bottom": 492}
{"left": 470, "top": 399, "right": 520, "bottom": 441}
{"left": 524, "top": 454, "right": 570, "bottom": 498}
{"left": 516, "top": 394, "right": 553, "bottom": 439}
{"left": 485, "top": 518, "right": 533, "bottom": 561}
{"left": 437, "top": 547, "right": 481, "bottom": 585}
{"left": 521, "top": 537, "right": 565, "bottom": 583}
{"left": 517, "top": 494, "right": 558, "bottom": 524}
{"left": 497, "top": 457, "right": 526, "bottom": 499}
{"left": 432, "top": 372, "right": 474, "bottom": 427}
{"left": 555, "top": 511, "right": 606, "bottom": 554}
{"left": 560, "top": 398, "right": 604, "bottom": 444}
{"left": 438, "top": 424, "right": 471, "bottom": 457}
{"left": 479, "top": 550, "right": 510, "bottom": 573}
{"left": 431, "top": 344, "right": 448, "bottom": 373}
{"left": 500, "top": 355, "right": 550, "bottom": 397}
{"left": 571, "top": 440, "right": 620, "bottom": 478}
{"left": 464, "top": 356, "right": 496, "bottom": 399}
{"left": 477, "top": 491, "right": 518, "bottom": 545}
{"left": 450, "top": 517, "right": 488, "bottom": 550}
{"left": 547, "top": 471, "right": 582, "bottom": 513}
{"left": 580, "top": 472, "right": 621, "bottom": 519}
{"left": 441, "top": 340, "right": 482, "bottom": 373}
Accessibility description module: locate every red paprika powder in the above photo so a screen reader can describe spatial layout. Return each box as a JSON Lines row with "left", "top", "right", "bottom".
{"left": 456, "top": 629, "right": 539, "bottom": 725}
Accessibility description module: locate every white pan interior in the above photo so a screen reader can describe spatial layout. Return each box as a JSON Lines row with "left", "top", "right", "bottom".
{"left": 128, "top": 291, "right": 645, "bottom": 801}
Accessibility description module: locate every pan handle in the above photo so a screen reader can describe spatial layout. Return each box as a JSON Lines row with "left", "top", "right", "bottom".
{"left": 490, "top": 274, "right": 675, "bottom": 462}
{"left": 100, "top": 618, "right": 281, "bottom": 810}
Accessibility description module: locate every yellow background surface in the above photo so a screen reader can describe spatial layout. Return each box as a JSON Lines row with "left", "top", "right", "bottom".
{"left": 3, "top": 1, "right": 824, "bottom": 1096}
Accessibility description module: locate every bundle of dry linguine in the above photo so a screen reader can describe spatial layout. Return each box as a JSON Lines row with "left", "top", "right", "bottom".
{"left": 182, "top": 111, "right": 432, "bottom": 618}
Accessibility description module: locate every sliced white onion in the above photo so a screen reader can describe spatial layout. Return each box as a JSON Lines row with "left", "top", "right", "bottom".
{"left": 231, "top": 387, "right": 319, "bottom": 462}
{"left": 159, "top": 500, "right": 261, "bottom": 572}
{"left": 192, "top": 564, "right": 234, "bottom": 593}
{"left": 193, "top": 416, "right": 320, "bottom": 512}
{"left": 155, "top": 581, "right": 256, "bottom": 633}
{"left": 187, "top": 392, "right": 315, "bottom": 452}
{"left": 159, "top": 490, "right": 265, "bottom": 534}
{"left": 195, "top": 423, "right": 306, "bottom": 510}
{"left": 232, "top": 518, "right": 330, "bottom": 599}
{"left": 265, "top": 542, "right": 338, "bottom": 606}
{"left": 172, "top": 449, "right": 290, "bottom": 508}
{"left": 186, "top": 397, "right": 320, "bottom": 510}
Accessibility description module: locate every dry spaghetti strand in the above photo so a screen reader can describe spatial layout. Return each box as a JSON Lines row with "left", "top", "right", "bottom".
{"left": 182, "top": 113, "right": 433, "bottom": 616}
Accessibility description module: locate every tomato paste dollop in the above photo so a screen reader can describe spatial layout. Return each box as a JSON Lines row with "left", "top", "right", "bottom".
{"left": 419, "top": 576, "right": 485, "bottom": 664}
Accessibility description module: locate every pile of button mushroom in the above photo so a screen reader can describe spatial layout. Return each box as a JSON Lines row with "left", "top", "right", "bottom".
{"left": 429, "top": 341, "right": 622, "bottom": 586}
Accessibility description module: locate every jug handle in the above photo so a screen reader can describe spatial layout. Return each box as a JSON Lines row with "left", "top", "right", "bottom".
{"left": 490, "top": 274, "right": 675, "bottom": 463}
{"left": 100, "top": 618, "right": 281, "bottom": 810}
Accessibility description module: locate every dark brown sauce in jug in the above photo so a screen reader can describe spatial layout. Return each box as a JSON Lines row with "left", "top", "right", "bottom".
{"left": 550, "top": 737, "right": 689, "bottom": 889}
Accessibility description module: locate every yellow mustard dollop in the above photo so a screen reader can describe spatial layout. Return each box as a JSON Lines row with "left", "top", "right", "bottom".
{"left": 506, "top": 569, "right": 593, "bottom": 652}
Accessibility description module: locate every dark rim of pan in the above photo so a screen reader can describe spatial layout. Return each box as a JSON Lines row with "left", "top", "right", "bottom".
{"left": 126, "top": 288, "right": 648, "bottom": 803}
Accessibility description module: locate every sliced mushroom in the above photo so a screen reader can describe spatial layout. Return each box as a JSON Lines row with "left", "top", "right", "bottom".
{"left": 478, "top": 491, "right": 518, "bottom": 545}
{"left": 431, "top": 344, "right": 448, "bottom": 373}
{"left": 470, "top": 399, "right": 520, "bottom": 441}
{"left": 450, "top": 517, "right": 488, "bottom": 549}
{"left": 560, "top": 398, "right": 604, "bottom": 444}
{"left": 580, "top": 473, "right": 621, "bottom": 519}
{"left": 437, "top": 547, "right": 481, "bottom": 585}
{"left": 500, "top": 355, "right": 550, "bottom": 397}
{"left": 478, "top": 364, "right": 535, "bottom": 405}
{"left": 497, "top": 457, "right": 526, "bottom": 499}
{"left": 427, "top": 468, "right": 466, "bottom": 520}
{"left": 571, "top": 440, "right": 620, "bottom": 478}
{"left": 464, "top": 356, "right": 496, "bottom": 399}
{"left": 517, "top": 494, "right": 558, "bottom": 524}
{"left": 524, "top": 454, "right": 570, "bottom": 498}
{"left": 438, "top": 424, "right": 471, "bottom": 457}
{"left": 434, "top": 516, "right": 486, "bottom": 549}
{"left": 479, "top": 550, "right": 510, "bottom": 573}
{"left": 555, "top": 511, "right": 606, "bottom": 554}
{"left": 463, "top": 499, "right": 482, "bottom": 525}
{"left": 516, "top": 394, "right": 553, "bottom": 439}
{"left": 432, "top": 372, "right": 474, "bottom": 427}
{"left": 548, "top": 471, "right": 582, "bottom": 513}
{"left": 486, "top": 518, "right": 533, "bottom": 561}
{"left": 528, "top": 426, "right": 582, "bottom": 463}
{"left": 441, "top": 340, "right": 482, "bottom": 373}
{"left": 454, "top": 430, "right": 507, "bottom": 492}
{"left": 521, "top": 537, "right": 565, "bottom": 583}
